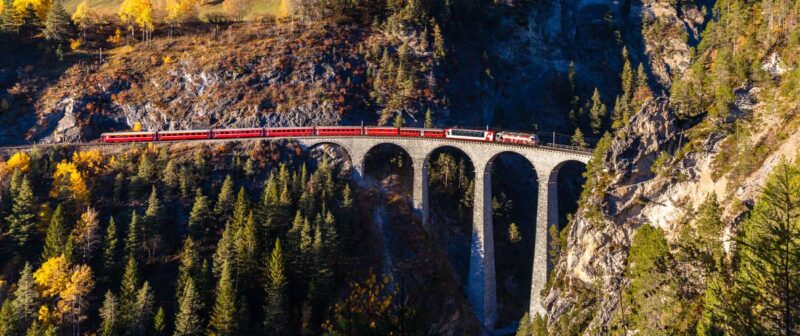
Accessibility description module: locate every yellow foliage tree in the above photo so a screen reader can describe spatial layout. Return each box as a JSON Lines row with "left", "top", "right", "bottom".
{"left": 51, "top": 161, "right": 90, "bottom": 204}
{"left": 132, "top": 121, "right": 143, "bottom": 131}
{"left": 71, "top": 0, "right": 94, "bottom": 38}
{"left": 33, "top": 256, "right": 95, "bottom": 325}
{"left": 222, "top": 0, "right": 249, "bottom": 21}
{"left": 119, "top": 0, "right": 153, "bottom": 38}
{"left": 72, "top": 149, "right": 105, "bottom": 175}
{"left": 13, "top": 0, "right": 51, "bottom": 19}
{"left": 166, "top": 0, "right": 197, "bottom": 23}
{"left": 33, "top": 255, "right": 72, "bottom": 297}
{"left": 56, "top": 264, "right": 94, "bottom": 325}
{"left": 6, "top": 151, "right": 31, "bottom": 173}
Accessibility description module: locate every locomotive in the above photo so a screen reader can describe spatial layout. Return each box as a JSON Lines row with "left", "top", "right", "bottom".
{"left": 101, "top": 126, "right": 540, "bottom": 146}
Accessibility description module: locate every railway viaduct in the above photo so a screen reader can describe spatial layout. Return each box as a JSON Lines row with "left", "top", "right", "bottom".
{"left": 292, "top": 137, "right": 592, "bottom": 329}
{"left": 0, "top": 136, "right": 591, "bottom": 329}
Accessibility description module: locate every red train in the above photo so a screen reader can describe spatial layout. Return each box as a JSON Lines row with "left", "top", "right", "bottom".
{"left": 100, "top": 126, "right": 540, "bottom": 146}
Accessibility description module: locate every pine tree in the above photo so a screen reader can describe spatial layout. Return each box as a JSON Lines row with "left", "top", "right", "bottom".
{"left": 212, "top": 223, "right": 235, "bottom": 279}
{"left": 12, "top": 263, "right": 39, "bottom": 328}
{"left": 589, "top": 88, "right": 607, "bottom": 135}
{"left": 132, "top": 282, "right": 155, "bottom": 335}
{"left": 125, "top": 211, "right": 142, "bottom": 261}
{"left": 214, "top": 175, "right": 235, "bottom": 224}
{"left": 113, "top": 172, "right": 126, "bottom": 205}
{"left": 718, "top": 161, "right": 800, "bottom": 335}
{"left": 424, "top": 108, "right": 434, "bottom": 128}
{"left": 19, "top": 3, "right": 39, "bottom": 37}
{"left": 234, "top": 211, "right": 257, "bottom": 285}
{"left": 152, "top": 307, "right": 166, "bottom": 336}
{"left": 103, "top": 217, "right": 119, "bottom": 275}
{"left": 6, "top": 175, "right": 36, "bottom": 247}
{"left": 173, "top": 278, "right": 202, "bottom": 336}
{"left": 188, "top": 188, "right": 212, "bottom": 241}
{"left": 119, "top": 256, "right": 140, "bottom": 329}
{"left": 99, "top": 291, "right": 119, "bottom": 336}
{"left": 144, "top": 186, "right": 163, "bottom": 227}
{"left": 263, "top": 239, "right": 287, "bottom": 334}
{"left": 163, "top": 160, "right": 179, "bottom": 191}
{"left": 136, "top": 153, "right": 156, "bottom": 186}
{"left": 571, "top": 128, "right": 588, "bottom": 148}
{"left": 73, "top": 206, "right": 100, "bottom": 263}
{"left": 229, "top": 187, "right": 248, "bottom": 231}
{"left": 393, "top": 112, "right": 404, "bottom": 127}
{"left": 43, "top": 0, "right": 71, "bottom": 42}
{"left": 207, "top": 261, "right": 238, "bottom": 336}
{"left": 42, "top": 204, "right": 68, "bottom": 260}
{"left": 0, "top": 299, "right": 16, "bottom": 336}
{"left": 432, "top": 20, "right": 445, "bottom": 59}
{"left": 175, "top": 237, "right": 199, "bottom": 305}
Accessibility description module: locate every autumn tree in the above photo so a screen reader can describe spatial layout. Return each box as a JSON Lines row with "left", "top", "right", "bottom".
{"left": 72, "top": 207, "right": 100, "bottom": 263}
{"left": 118, "top": 0, "right": 153, "bottom": 41}
{"left": 0, "top": 0, "right": 21, "bottom": 33}
{"left": 70, "top": 0, "right": 92, "bottom": 39}
{"left": 222, "top": 0, "right": 248, "bottom": 21}
{"left": 165, "top": 0, "right": 197, "bottom": 24}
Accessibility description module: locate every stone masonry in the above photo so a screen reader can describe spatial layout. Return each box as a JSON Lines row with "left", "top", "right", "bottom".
{"left": 295, "top": 137, "right": 591, "bottom": 330}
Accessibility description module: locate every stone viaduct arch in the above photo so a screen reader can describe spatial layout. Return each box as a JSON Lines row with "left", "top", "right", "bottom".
{"left": 295, "top": 137, "right": 591, "bottom": 329}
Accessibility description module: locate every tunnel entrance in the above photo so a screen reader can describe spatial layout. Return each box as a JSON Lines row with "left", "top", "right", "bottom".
{"left": 489, "top": 152, "right": 538, "bottom": 328}
{"left": 425, "top": 146, "right": 476, "bottom": 291}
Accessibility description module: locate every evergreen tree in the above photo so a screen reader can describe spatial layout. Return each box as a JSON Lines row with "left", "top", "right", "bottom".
{"left": 234, "top": 211, "right": 257, "bottom": 285}
{"left": 103, "top": 216, "right": 119, "bottom": 268}
{"left": 614, "top": 47, "right": 634, "bottom": 130}
{"left": 12, "top": 263, "right": 39, "bottom": 329}
{"left": 207, "top": 261, "right": 238, "bottom": 336}
{"left": 571, "top": 128, "right": 588, "bottom": 148}
{"left": 99, "top": 291, "right": 119, "bottom": 336}
{"left": 175, "top": 237, "right": 199, "bottom": 305}
{"left": 212, "top": 223, "right": 235, "bottom": 279}
{"left": 718, "top": 161, "right": 800, "bottom": 335}
{"left": 136, "top": 153, "right": 156, "bottom": 186}
{"left": 144, "top": 186, "right": 163, "bottom": 227}
{"left": 132, "top": 282, "right": 155, "bottom": 336}
{"left": 214, "top": 176, "right": 235, "bottom": 224}
{"left": 152, "top": 307, "right": 166, "bottom": 336}
{"left": 163, "top": 160, "right": 179, "bottom": 191}
{"left": 393, "top": 112, "right": 404, "bottom": 127}
{"left": 43, "top": 0, "right": 71, "bottom": 42}
{"left": 0, "top": 299, "right": 16, "bottom": 336}
{"left": 125, "top": 211, "right": 142, "bottom": 261}
{"left": 263, "top": 239, "right": 287, "bottom": 335}
{"left": 6, "top": 175, "right": 36, "bottom": 247}
{"left": 19, "top": 3, "right": 40, "bottom": 37}
{"left": 119, "top": 256, "right": 140, "bottom": 329}
{"left": 113, "top": 172, "right": 126, "bottom": 205}
{"left": 173, "top": 278, "right": 202, "bottom": 336}
{"left": 188, "top": 189, "right": 212, "bottom": 241}
{"left": 589, "top": 88, "right": 607, "bottom": 135}
{"left": 229, "top": 187, "right": 249, "bottom": 231}
{"left": 424, "top": 108, "right": 434, "bottom": 128}
{"left": 42, "top": 204, "right": 68, "bottom": 260}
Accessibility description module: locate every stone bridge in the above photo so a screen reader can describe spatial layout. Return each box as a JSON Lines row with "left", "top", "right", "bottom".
{"left": 293, "top": 136, "right": 591, "bottom": 329}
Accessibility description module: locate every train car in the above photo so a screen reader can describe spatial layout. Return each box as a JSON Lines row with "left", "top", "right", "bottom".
{"left": 315, "top": 126, "right": 363, "bottom": 136}
{"left": 365, "top": 127, "right": 400, "bottom": 136}
{"left": 495, "top": 132, "right": 539, "bottom": 145}
{"left": 445, "top": 128, "right": 494, "bottom": 142}
{"left": 157, "top": 130, "right": 211, "bottom": 141}
{"left": 101, "top": 132, "right": 157, "bottom": 143}
{"left": 399, "top": 128, "right": 422, "bottom": 137}
{"left": 212, "top": 128, "right": 263, "bottom": 139}
{"left": 266, "top": 127, "right": 315, "bottom": 137}
{"left": 422, "top": 129, "right": 446, "bottom": 138}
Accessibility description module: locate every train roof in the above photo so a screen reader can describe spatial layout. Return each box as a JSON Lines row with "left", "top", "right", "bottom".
{"left": 159, "top": 129, "right": 211, "bottom": 133}
{"left": 101, "top": 131, "right": 157, "bottom": 136}
{"left": 212, "top": 128, "right": 263, "bottom": 132}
